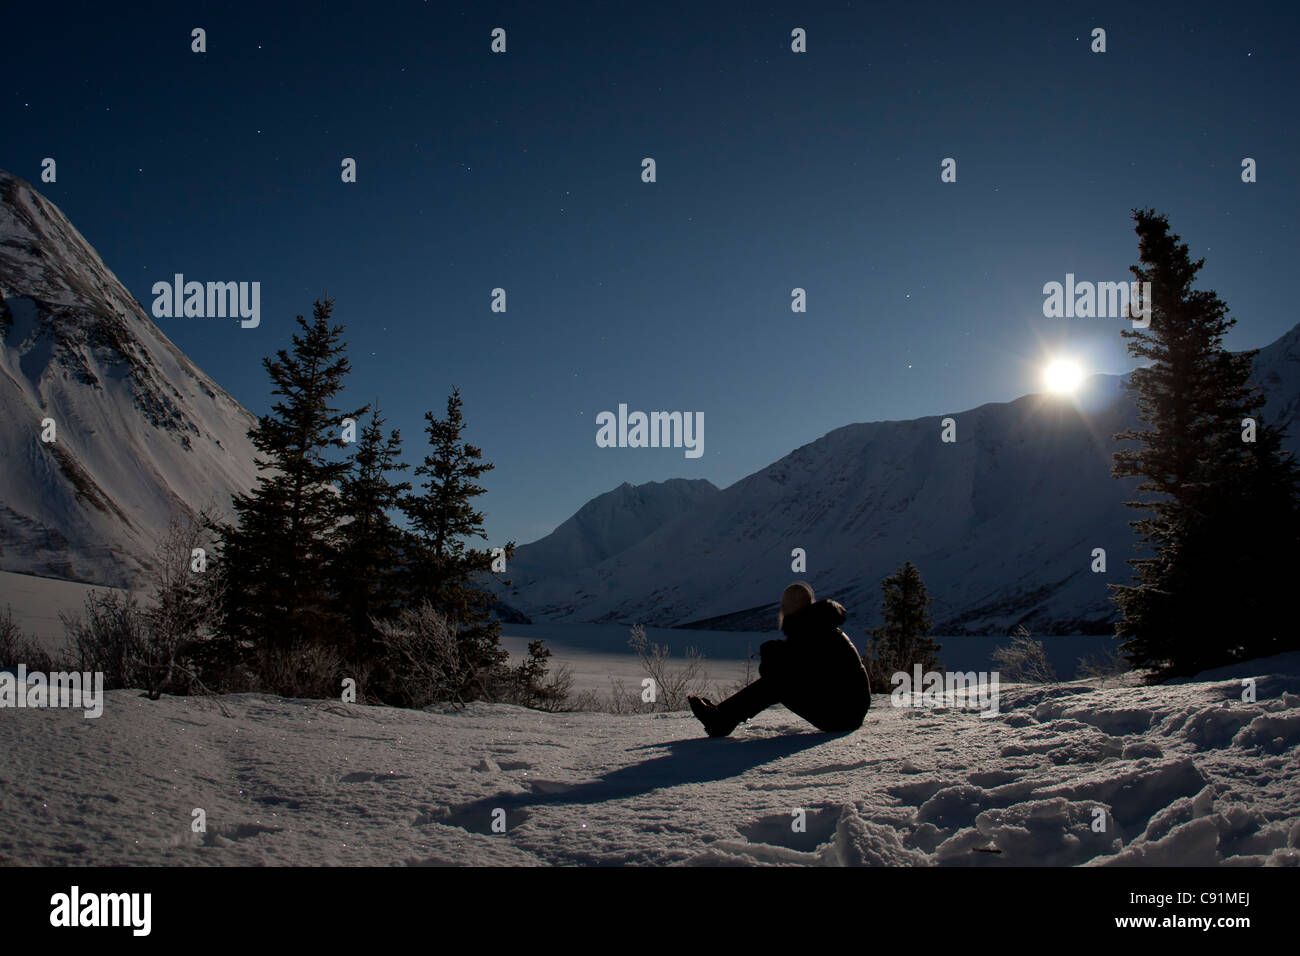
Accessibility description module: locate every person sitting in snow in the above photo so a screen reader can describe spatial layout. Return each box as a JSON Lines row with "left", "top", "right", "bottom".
{"left": 688, "top": 582, "right": 871, "bottom": 737}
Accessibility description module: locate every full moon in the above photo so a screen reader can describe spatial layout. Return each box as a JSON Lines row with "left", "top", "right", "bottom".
{"left": 1044, "top": 359, "right": 1084, "bottom": 393}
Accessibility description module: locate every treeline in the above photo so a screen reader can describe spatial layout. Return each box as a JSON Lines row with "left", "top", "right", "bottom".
{"left": 29, "top": 298, "right": 568, "bottom": 710}
{"left": 207, "top": 298, "right": 569, "bottom": 706}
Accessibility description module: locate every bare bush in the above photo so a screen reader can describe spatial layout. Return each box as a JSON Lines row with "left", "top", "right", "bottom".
{"left": 991, "top": 625, "right": 1058, "bottom": 684}
{"left": 558, "top": 636, "right": 755, "bottom": 714}
{"left": 561, "top": 688, "right": 602, "bottom": 712}
{"left": 62, "top": 590, "right": 150, "bottom": 690}
{"left": 371, "top": 605, "right": 573, "bottom": 711}
{"left": 530, "top": 661, "right": 575, "bottom": 712}
{"left": 148, "top": 511, "right": 225, "bottom": 657}
{"left": 561, "top": 676, "right": 644, "bottom": 713}
{"left": 141, "top": 510, "right": 229, "bottom": 697}
{"left": 1077, "top": 645, "right": 1129, "bottom": 686}
{"left": 372, "top": 602, "right": 470, "bottom": 708}
{"left": 59, "top": 509, "right": 229, "bottom": 699}
{"left": 628, "top": 624, "right": 711, "bottom": 711}
{"left": 255, "top": 641, "right": 347, "bottom": 700}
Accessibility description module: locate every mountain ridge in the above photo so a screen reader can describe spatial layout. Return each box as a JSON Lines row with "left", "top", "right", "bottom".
{"left": 3, "top": 170, "right": 1294, "bottom": 635}
{"left": 0, "top": 170, "right": 259, "bottom": 586}
{"left": 500, "top": 329, "right": 1300, "bottom": 634}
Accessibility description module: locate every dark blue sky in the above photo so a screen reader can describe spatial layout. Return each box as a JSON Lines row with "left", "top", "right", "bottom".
{"left": 7, "top": 0, "right": 1297, "bottom": 547}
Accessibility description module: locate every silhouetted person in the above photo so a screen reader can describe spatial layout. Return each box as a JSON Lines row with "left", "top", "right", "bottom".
{"left": 688, "top": 582, "right": 871, "bottom": 737}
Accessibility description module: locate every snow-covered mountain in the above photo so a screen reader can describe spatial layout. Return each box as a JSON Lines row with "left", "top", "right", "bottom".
{"left": 1253, "top": 320, "right": 1300, "bottom": 440}
{"left": 4, "top": 165, "right": 1295, "bottom": 631}
{"left": 510, "top": 478, "right": 720, "bottom": 578}
{"left": 0, "top": 170, "right": 258, "bottom": 586}
{"left": 501, "top": 324, "right": 1300, "bottom": 634}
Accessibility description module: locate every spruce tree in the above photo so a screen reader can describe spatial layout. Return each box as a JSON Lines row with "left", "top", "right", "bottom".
{"left": 400, "top": 388, "right": 516, "bottom": 700}
{"left": 219, "top": 298, "right": 366, "bottom": 658}
{"left": 1110, "top": 210, "right": 1300, "bottom": 679}
{"left": 333, "top": 403, "right": 411, "bottom": 661}
{"left": 863, "top": 561, "right": 942, "bottom": 692}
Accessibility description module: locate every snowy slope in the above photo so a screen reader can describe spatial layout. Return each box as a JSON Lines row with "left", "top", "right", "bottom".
{"left": 0, "top": 170, "right": 258, "bottom": 586}
{"left": 1, "top": 654, "right": 1296, "bottom": 865}
{"left": 511, "top": 478, "right": 719, "bottom": 576}
{"left": 1253, "top": 320, "right": 1300, "bottom": 441}
{"left": 503, "top": 328, "right": 1300, "bottom": 634}
{"left": 505, "top": 376, "right": 1145, "bottom": 632}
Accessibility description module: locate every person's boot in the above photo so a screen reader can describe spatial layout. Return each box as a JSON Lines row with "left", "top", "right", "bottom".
{"left": 688, "top": 696, "right": 739, "bottom": 738}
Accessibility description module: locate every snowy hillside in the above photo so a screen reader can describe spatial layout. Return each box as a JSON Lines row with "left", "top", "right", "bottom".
{"left": 1253, "top": 320, "right": 1300, "bottom": 440}
{"left": 0, "top": 171, "right": 258, "bottom": 586}
{"left": 505, "top": 478, "right": 720, "bottom": 600}
{"left": 502, "top": 328, "right": 1300, "bottom": 634}
{"left": 1, "top": 654, "right": 1296, "bottom": 865}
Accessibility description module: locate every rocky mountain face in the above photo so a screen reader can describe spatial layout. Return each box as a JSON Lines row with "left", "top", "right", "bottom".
{"left": 0, "top": 170, "right": 258, "bottom": 586}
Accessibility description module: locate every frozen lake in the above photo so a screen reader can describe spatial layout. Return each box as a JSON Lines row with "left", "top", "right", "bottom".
{"left": 0, "top": 569, "right": 1121, "bottom": 696}
{"left": 500, "top": 621, "right": 1122, "bottom": 694}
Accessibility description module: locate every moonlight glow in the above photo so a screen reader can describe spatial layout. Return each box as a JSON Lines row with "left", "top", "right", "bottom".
{"left": 1044, "top": 359, "right": 1084, "bottom": 393}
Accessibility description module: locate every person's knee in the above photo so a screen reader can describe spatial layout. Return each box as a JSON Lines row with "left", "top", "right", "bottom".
{"left": 758, "top": 640, "right": 786, "bottom": 679}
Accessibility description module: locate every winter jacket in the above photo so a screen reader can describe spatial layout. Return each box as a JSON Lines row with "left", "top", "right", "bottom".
{"left": 759, "top": 599, "right": 872, "bottom": 731}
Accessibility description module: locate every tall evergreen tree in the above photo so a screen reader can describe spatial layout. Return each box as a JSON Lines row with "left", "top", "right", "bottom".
{"left": 400, "top": 387, "right": 515, "bottom": 700}
{"left": 1111, "top": 210, "right": 1300, "bottom": 680}
{"left": 862, "top": 560, "right": 942, "bottom": 693}
{"left": 332, "top": 403, "right": 410, "bottom": 660}
{"left": 219, "top": 298, "right": 366, "bottom": 657}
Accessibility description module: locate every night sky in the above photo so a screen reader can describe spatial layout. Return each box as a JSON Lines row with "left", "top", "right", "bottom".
{"left": 6, "top": 0, "right": 1297, "bottom": 547}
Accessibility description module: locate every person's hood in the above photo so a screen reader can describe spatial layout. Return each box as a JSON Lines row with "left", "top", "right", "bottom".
{"left": 781, "top": 599, "right": 847, "bottom": 637}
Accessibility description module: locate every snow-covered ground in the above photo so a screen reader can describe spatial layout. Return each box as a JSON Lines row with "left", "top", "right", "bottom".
{"left": 1, "top": 653, "right": 1297, "bottom": 866}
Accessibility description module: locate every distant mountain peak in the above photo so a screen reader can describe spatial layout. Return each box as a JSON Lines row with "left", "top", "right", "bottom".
{"left": 501, "top": 477, "right": 722, "bottom": 607}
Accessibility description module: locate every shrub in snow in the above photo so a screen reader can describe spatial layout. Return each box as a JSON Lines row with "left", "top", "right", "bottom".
{"left": 1077, "top": 645, "right": 1129, "bottom": 685}
{"left": 992, "top": 626, "right": 1058, "bottom": 684}
{"left": 60, "top": 511, "right": 230, "bottom": 699}
{"left": 372, "top": 602, "right": 571, "bottom": 710}
{"left": 372, "top": 603, "right": 468, "bottom": 708}
{"left": 627, "top": 623, "right": 711, "bottom": 712}
{"left": 254, "top": 642, "right": 347, "bottom": 700}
